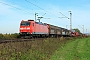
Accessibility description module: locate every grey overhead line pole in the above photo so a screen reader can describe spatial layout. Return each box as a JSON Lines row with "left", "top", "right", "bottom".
{"left": 69, "top": 11, "right": 72, "bottom": 31}
{"left": 59, "top": 11, "right": 72, "bottom": 31}
{"left": 35, "top": 12, "right": 38, "bottom": 21}
{"left": 82, "top": 25, "right": 84, "bottom": 34}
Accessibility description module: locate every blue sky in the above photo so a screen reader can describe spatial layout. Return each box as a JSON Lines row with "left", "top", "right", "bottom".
{"left": 0, "top": 0, "right": 90, "bottom": 34}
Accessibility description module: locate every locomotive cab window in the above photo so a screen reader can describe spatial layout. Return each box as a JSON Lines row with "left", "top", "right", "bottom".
{"left": 21, "top": 22, "right": 30, "bottom": 26}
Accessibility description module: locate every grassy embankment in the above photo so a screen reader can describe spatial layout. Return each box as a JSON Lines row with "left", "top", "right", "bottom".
{"left": 51, "top": 37, "right": 90, "bottom": 60}
{"left": 0, "top": 35, "right": 89, "bottom": 60}
{"left": 0, "top": 37, "right": 73, "bottom": 60}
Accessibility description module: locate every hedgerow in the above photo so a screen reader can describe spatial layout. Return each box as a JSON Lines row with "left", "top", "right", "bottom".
{"left": 0, "top": 33, "right": 19, "bottom": 40}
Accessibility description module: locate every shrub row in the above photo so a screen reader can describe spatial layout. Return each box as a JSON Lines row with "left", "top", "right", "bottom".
{"left": 0, "top": 33, "right": 19, "bottom": 40}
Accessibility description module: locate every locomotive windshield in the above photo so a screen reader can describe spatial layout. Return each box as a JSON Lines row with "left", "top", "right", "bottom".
{"left": 21, "top": 22, "right": 30, "bottom": 26}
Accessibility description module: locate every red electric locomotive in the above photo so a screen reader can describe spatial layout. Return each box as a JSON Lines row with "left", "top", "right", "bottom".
{"left": 19, "top": 20, "right": 49, "bottom": 38}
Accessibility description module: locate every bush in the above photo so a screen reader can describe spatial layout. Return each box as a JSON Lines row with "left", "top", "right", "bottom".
{"left": 0, "top": 33, "right": 19, "bottom": 40}
{"left": 0, "top": 33, "right": 3, "bottom": 39}
{"left": 10, "top": 33, "right": 20, "bottom": 39}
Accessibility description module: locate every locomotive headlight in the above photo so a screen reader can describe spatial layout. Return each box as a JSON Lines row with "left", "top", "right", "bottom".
{"left": 20, "top": 28, "right": 23, "bottom": 30}
{"left": 27, "top": 28, "right": 30, "bottom": 30}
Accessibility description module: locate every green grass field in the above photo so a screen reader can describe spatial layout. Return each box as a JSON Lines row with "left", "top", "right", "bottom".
{"left": 50, "top": 37, "right": 90, "bottom": 60}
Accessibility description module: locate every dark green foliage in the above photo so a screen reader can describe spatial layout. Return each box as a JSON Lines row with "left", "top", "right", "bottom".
{"left": 10, "top": 33, "right": 20, "bottom": 38}
{"left": 73, "top": 28, "right": 81, "bottom": 33}
{"left": 0, "top": 33, "right": 3, "bottom": 39}
{"left": 0, "top": 33, "right": 19, "bottom": 40}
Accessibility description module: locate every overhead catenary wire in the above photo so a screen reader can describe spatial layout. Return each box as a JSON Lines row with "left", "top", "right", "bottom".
{"left": 59, "top": 12, "right": 69, "bottom": 19}
{"left": 32, "top": 0, "right": 52, "bottom": 10}
{"left": 24, "top": 0, "right": 61, "bottom": 19}
{"left": 24, "top": 0, "right": 48, "bottom": 13}
{"left": 0, "top": 1, "right": 34, "bottom": 15}
{"left": 0, "top": 0, "right": 64, "bottom": 20}
{"left": 4, "top": 0, "right": 48, "bottom": 20}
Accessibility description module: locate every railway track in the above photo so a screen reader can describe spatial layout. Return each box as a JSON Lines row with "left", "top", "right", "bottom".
{"left": 0, "top": 38, "right": 46, "bottom": 44}
{"left": 0, "top": 39, "right": 26, "bottom": 44}
{"left": 0, "top": 36, "right": 82, "bottom": 44}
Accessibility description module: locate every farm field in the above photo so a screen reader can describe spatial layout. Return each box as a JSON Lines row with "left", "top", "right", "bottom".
{"left": 51, "top": 37, "right": 90, "bottom": 60}
{"left": 0, "top": 37, "right": 89, "bottom": 60}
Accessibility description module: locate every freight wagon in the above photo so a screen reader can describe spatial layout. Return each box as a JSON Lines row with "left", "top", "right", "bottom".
{"left": 47, "top": 24, "right": 62, "bottom": 37}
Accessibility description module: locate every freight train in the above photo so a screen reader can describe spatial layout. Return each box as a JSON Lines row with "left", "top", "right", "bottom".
{"left": 19, "top": 20, "right": 79, "bottom": 38}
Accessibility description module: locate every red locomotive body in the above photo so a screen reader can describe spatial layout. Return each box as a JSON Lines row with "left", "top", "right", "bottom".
{"left": 19, "top": 20, "right": 49, "bottom": 36}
